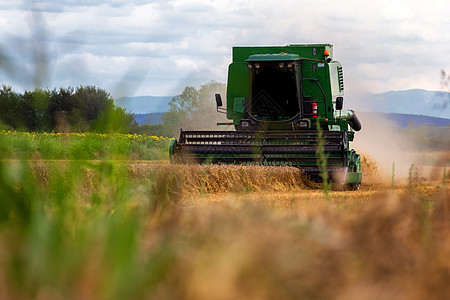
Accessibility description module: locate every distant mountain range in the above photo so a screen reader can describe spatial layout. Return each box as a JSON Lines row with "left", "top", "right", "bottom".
{"left": 134, "top": 113, "right": 164, "bottom": 125}
{"left": 115, "top": 89, "right": 450, "bottom": 127}
{"left": 345, "top": 89, "right": 450, "bottom": 119}
{"left": 357, "top": 112, "right": 449, "bottom": 128}
{"left": 114, "top": 96, "right": 173, "bottom": 114}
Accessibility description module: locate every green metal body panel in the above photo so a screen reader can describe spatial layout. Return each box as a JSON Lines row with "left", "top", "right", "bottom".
{"left": 345, "top": 171, "right": 362, "bottom": 184}
{"left": 247, "top": 53, "right": 301, "bottom": 61}
{"left": 226, "top": 63, "right": 249, "bottom": 121}
{"left": 231, "top": 44, "right": 333, "bottom": 63}
{"left": 168, "top": 139, "right": 176, "bottom": 160}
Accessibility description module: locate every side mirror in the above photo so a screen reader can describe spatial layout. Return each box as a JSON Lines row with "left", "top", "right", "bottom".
{"left": 215, "top": 94, "right": 223, "bottom": 107}
{"left": 336, "top": 97, "right": 343, "bottom": 110}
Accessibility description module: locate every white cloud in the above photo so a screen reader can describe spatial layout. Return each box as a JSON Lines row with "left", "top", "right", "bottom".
{"left": 0, "top": 0, "right": 449, "bottom": 96}
{"left": 382, "top": 1, "right": 413, "bottom": 21}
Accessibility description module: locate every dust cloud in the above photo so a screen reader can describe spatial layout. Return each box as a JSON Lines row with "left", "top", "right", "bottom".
{"left": 346, "top": 86, "right": 448, "bottom": 182}
{"left": 352, "top": 112, "right": 417, "bottom": 180}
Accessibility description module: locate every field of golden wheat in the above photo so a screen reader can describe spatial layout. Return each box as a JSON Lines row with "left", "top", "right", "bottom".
{"left": 0, "top": 147, "right": 449, "bottom": 299}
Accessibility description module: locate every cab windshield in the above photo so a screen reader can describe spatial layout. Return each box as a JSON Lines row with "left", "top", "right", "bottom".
{"left": 249, "top": 62, "right": 299, "bottom": 121}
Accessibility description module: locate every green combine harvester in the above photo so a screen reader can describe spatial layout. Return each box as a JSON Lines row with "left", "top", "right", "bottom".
{"left": 169, "top": 44, "right": 362, "bottom": 189}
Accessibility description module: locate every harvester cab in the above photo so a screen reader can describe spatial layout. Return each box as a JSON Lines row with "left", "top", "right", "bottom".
{"left": 170, "top": 44, "right": 362, "bottom": 189}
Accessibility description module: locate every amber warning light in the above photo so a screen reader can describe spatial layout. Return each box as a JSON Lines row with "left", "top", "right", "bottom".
{"left": 324, "top": 50, "right": 330, "bottom": 56}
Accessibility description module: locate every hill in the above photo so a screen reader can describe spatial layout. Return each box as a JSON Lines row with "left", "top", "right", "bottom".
{"left": 133, "top": 113, "right": 164, "bottom": 125}
{"left": 358, "top": 112, "right": 450, "bottom": 128}
{"left": 114, "top": 96, "right": 173, "bottom": 114}
{"left": 346, "top": 89, "right": 450, "bottom": 119}
{"left": 384, "top": 113, "right": 450, "bottom": 128}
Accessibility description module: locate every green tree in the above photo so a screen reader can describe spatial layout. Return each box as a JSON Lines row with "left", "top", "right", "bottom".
{"left": 0, "top": 85, "right": 138, "bottom": 133}
{"left": 0, "top": 85, "right": 21, "bottom": 129}
{"left": 161, "top": 81, "right": 226, "bottom": 137}
{"left": 93, "top": 104, "right": 138, "bottom": 133}
{"left": 70, "top": 86, "right": 113, "bottom": 131}
{"left": 22, "top": 88, "right": 51, "bottom": 131}
{"left": 48, "top": 85, "right": 137, "bottom": 133}
{"left": 197, "top": 80, "right": 227, "bottom": 127}
{"left": 160, "top": 86, "right": 197, "bottom": 136}
{"left": 168, "top": 86, "right": 200, "bottom": 113}
{"left": 48, "top": 87, "right": 75, "bottom": 131}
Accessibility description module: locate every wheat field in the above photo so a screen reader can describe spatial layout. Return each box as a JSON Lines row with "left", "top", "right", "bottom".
{"left": 0, "top": 149, "right": 449, "bottom": 299}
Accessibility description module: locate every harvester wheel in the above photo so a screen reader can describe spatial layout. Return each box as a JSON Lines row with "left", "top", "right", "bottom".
{"left": 346, "top": 182, "right": 360, "bottom": 191}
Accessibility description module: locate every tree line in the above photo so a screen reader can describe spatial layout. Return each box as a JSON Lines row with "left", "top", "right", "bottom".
{"left": 0, "top": 85, "right": 136, "bottom": 133}
{"left": 0, "top": 81, "right": 227, "bottom": 136}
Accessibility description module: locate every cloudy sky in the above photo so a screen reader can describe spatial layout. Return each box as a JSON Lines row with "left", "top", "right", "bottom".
{"left": 0, "top": 0, "right": 449, "bottom": 97}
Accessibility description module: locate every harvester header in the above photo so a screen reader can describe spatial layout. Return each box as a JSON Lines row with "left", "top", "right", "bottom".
{"left": 170, "top": 44, "right": 362, "bottom": 189}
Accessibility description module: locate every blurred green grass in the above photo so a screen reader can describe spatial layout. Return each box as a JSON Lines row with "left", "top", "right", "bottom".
{"left": 0, "top": 159, "right": 176, "bottom": 299}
